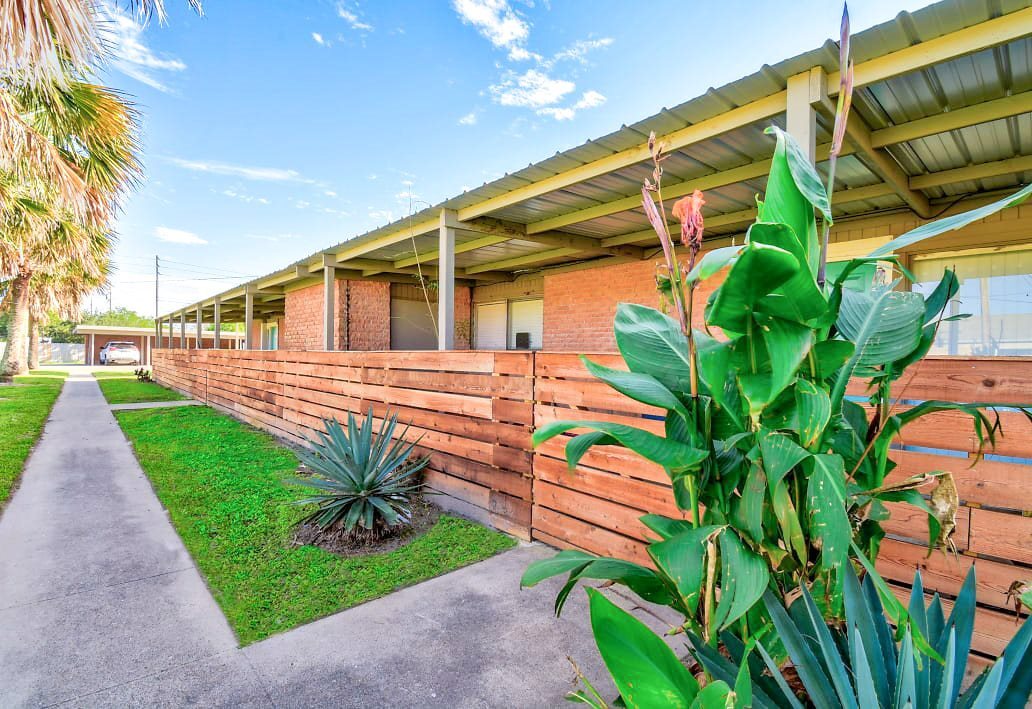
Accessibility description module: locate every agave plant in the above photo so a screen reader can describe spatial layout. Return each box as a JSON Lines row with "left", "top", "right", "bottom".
{"left": 690, "top": 565, "right": 1032, "bottom": 709}
{"left": 292, "top": 407, "right": 430, "bottom": 538}
{"left": 571, "top": 566, "right": 1032, "bottom": 708}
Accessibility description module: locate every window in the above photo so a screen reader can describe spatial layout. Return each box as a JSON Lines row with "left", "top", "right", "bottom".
{"left": 474, "top": 298, "right": 543, "bottom": 350}
{"left": 264, "top": 323, "right": 278, "bottom": 350}
{"left": 508, "top": 299, "right": 543, "bottom": 350}
{"left": 474, "top": 302, "right": 507, "bottom": 349}
{"left": 911, "top": 248, "right": 1032, "bottom": 356}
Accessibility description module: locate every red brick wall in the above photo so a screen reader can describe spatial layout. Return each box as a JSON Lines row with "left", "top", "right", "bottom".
{"left": 283, "top": 282, "right": 325, "bottom": 351}
{"left": 346, "top": 281, "right": 391, "bottom": 350}
{"left": 542, "top": 258, "right": 723, "bottom": 352}
{"left": 455, "top": 286, "right": 471, "bottom": 349}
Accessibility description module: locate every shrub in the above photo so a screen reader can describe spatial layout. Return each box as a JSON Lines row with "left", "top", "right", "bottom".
{"left": 292, "top": 407, "right": 430, "bottom": 541}
{"left": 134, "top": 367, "right": 152, "bottom": 382}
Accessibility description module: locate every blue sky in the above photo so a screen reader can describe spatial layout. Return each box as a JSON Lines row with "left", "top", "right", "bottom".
{"left": 97, "top": 0, "right": 932, "bottom": 315}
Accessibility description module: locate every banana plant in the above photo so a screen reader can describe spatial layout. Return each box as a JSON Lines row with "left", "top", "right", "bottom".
{"left": 523, "top": 6, "right": 1032, "bottom": 657}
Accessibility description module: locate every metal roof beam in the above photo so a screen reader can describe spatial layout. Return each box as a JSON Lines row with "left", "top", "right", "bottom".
{"left": 841, "top": 109, "right": 934, "bottom": 218}
{"left": 910, "top": 154, "right": 1032, "bottom": 190}
{"left": 872, "top": 91, "right": 1032, "bottom": 148}
{"left": 826, "top": 7, "right": 1032, "bottom": 97}
{"left": 331, "top": 217, "right": 438, "bottom": 263}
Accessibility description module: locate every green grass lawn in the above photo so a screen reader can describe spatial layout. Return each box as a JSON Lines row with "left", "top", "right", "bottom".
{"left": 114, "top": 405, "right": 516, "bottom": 644}
{"left": 93, "top": 369, "right": 187, "bottom": 404}
{"left": 0, "top": 371, "right": 67, "bottom": 508}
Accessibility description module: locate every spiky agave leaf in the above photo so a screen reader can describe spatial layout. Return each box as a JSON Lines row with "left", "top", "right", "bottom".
{"left": 291, "top": 407, "right": 430, "bottom": 534}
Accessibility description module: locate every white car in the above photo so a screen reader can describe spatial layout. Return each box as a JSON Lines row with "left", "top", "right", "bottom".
{"left": 99, "top": 341, "right": 141, "bottom": 365}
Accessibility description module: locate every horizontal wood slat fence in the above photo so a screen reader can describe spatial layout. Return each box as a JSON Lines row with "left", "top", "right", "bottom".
{"left": 155, "top": 349, "right": 1032, "bottom": 659}
{"left": 153, "top": 349, "right": 535, "bottom": 537}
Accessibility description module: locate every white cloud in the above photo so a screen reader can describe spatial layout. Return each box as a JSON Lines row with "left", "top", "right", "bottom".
{"left": 490, "top": 69, "right": 574, "bottom": 109}
{"left": 458, "top": 111, "right": 478, "bottom": 126}
{"left": 98, "top": 2, "right": 186, "bottom": 93}
{"left": 221, "top": 189, "right": 271, "bottom": 204}
{"left": 368, "top": 209, "right": 394, "bottom": 223}
{"left": 324, "top": 190, "right": 338, "bottom": 197}
{"left": 154, "top": 226, "right": 207, "bottom": 245}
{"left": 453, "top": 0, "right": 529, "bottom": 52}
{"left": 166, "top": 157, "right": 311, "bottom": 182}
{"left": 536, "top": 106, "right": 574, "bottom": 120}
{"left": 543, "top": 37, "right": 614, "bottom": 68}
{"left": 536, "top": 89, "right": 606, "bottom": 121}
{"left": 337, "top": 3, "right": 374, "bottom": 31}
{"left": 312, "top": 32, "right": 329, "bottom": 46}
{"left": 574, "top": 89, "right": 606, "bottom": 109}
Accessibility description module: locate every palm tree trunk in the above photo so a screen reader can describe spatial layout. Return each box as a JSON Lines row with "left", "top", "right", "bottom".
{"left": 0, "top": 273, "right": 31, "bottom": 380}
{"left": 28, "top": 315, "right": 39, "bottom": 370}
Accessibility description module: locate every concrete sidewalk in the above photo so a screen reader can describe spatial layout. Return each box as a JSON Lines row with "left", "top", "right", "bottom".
{"left": 0, "top": 372, "right": 253, "bottom": 707}
{"left": 0, "top": 373, "right": 677, "bottom": 707}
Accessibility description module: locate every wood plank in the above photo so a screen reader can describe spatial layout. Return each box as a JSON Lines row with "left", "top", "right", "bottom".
{"left": 887, "top": 451, "right": 1032, "bottom": 513}
{"left": 877, "top": 539, "right": 1030, "bottom": 615}
{"left": 968, "top": 508, "right": 1032, "bottom": 565}
{"left": 534, "top": 454, "right": 686, "bottom": 520}
{"left": 533, "top": 479, "right": 652, "bottom": 542}
{"left": 847, "top": 357, "right": 1032, "bottom": 406}
{"left": 883, "top": 502, "right": 971, "bottom": 551}
{"left": 532, "top": 505, "right": 650, "bottom": 566}
{"left": 534, "top": 403, "right": 666, "bottom": 434}
{"left": 535, "top": 435, "right": 670, "bottom": 484}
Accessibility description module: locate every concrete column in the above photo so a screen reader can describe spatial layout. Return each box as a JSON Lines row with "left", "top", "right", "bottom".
{"left": 437, "top": 209, "right": 457, "bottom": 350}
{"left": 89, "top": 333, "right": 95, "bottom": 365}
{"left": 156, "top": 319, "right": 163, "bottom": 349}
{"left": 213, "top": 297, "right": 221, "bottom": 349}
{"left": 143, "top": 335, "right": 150, "bottom": 365}
{"left": 179, "top": 311, "right": 186, "bottom": 349}
{"left": 166, "top": 317, "right": 173, "bottom": 347}
{"left": 244, "top": 289, "right": 255, "bottom": 350}
{"left": 195, "top": 306, "right": 203, "bottom": 349}
{"left": 786, "top": 68, "right": 823, "bottom": 163}
{"left": 322, "top": 257, "right": 336, "bottom": 351}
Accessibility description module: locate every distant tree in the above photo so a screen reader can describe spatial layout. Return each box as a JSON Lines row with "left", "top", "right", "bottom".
{"left": 81, "top": 307, "right": 154, "bottom": 328}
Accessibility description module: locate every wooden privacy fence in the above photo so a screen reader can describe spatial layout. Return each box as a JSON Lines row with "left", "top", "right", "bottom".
{"left": 155, "top": 349, "right": 1032, "bottom": 659}
{"left": 153, "top": 349, "right": 534, "bottom": 537}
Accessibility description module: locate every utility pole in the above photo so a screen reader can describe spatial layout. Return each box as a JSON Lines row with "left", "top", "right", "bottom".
{"left": 154, "top": 255, "right": 160, "bottom": 345}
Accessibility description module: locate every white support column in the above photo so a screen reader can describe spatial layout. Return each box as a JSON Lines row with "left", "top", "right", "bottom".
{"left": 322, "top": 255, "right": 336, "bottom": 351}
{"left": 89, "top": 333, "right": 95, "bottom": 365}
{"left": 786, "top": 68, "right": 823, "bottom": 163}
{"left": 166, "top": 317, "right": 173, "bottom": 348}
{"left": 179, "top": 311, "right": 186, "bottom": 349}
{"left": 213, "top": 297, "right": 222, "bottom": 349}
{"left": 244, "top": 288, "right": 255, "bottom": 350}
{"left": 437, "top": 209, "right": 457, "bottom": 350}
{"left": 156, "top": 319, "right": 163, "bottom": 349}
{"left": 195, "top": 306, "right": 203, "bottom": 349}
{"left": 143, "top": 335, "right": 150, "bottom": 365}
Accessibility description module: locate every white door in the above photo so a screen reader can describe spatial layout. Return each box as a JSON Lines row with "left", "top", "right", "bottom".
{"left": 508, "top": 299, "right": 543, "bottom": 350}
{"left": 475, "top": 302, "right": 507, "bottom": 349}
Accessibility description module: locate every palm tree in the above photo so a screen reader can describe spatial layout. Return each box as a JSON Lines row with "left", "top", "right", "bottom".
{"left": 0, "top": 1, "right": 200, "bottom": 215}
{"left": 0, "top": 1, "right": 194, "bottom": 377}
{"left": 0, "top": 79, "right": 139, "bottom": 378}
{"left": 24, "top": 254, "right": 111, "bottom": 369}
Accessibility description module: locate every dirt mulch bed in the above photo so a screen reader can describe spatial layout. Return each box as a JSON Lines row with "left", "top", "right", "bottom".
{"left": 291, "top": 498, "right": 441, "bottom": 558}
